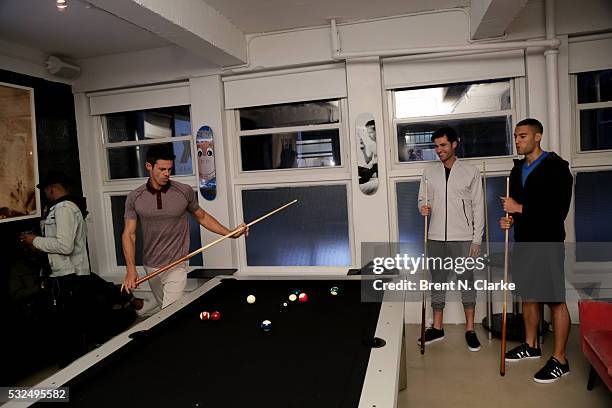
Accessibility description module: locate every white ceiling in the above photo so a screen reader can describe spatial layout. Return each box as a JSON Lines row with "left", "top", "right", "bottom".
{"left": 205, "top": 0, "right": 469, "bottom": 34}
{"left": 0, "top": 0, "right": 469, "bottom": 60}
{"left": 0, "top": 0, "right": 171, "bottom": 59}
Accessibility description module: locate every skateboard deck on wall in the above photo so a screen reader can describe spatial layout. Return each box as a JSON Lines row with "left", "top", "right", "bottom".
{"left": 196, "top": 125, "right": 216, "bottom": 201}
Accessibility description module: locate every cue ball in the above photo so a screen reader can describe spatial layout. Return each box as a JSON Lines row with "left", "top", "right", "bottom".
{"left": 298, "top": 292, "right": 308, "bottom": 302}
{"left": 247, "top": 295, "right": 256, "bottom": 304}
{"left": 260, "top": 319, "right": 272, "bottom": 332}
{"left": 199, "top": 311, "right": 210, "bottom": 320}
{"left": 330, "top": 286, "right": 340, "bottom": 296}
{"left": 280, "top": 301, "right": 289, "bottom": 311}
{"left": 288, "top": 293, "right": 298, "bottom": 302}
{"left": 211, "top": 311, "right": 221, "bottom": 321}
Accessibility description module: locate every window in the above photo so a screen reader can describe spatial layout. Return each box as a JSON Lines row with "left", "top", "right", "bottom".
{"left": 237, "top": 100, "right": 342, "bottom": 171}
{"left": 576, "top": 69, "right": 612, "bottom": 152}
{"left": 395, "top": 175, "right": 511, "bottom": 244}
{"left": 392, "top": 79, "right": 515, "bottom": 162}
{"left": 241, "top": 185, "right": 351, "bottom": 266}
{"left": 109, "top": 194, "right": 203, "bottom": 266}
{"left": 233, "top": 98, "right": 351, "bottom": 268}
{"left": 102, "top": 106, "right": 193, "bottom": 179}
{"left": 575, "top": 170, "right": 612, "bottom": 262}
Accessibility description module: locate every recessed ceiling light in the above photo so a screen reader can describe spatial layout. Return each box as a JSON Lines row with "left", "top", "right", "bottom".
{"left": 56, "top": 0, "right": 68, "bottom": 10}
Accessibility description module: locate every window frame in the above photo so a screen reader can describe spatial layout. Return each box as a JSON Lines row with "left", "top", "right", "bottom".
{"left": 387, "top": 78, "right": 523, "bottom": 170}
{"left": 94, "top": 102, "right": 201, "bottom": 275}
{"left": 226, "top": 98, "right": 355, "bottom": 272}
{"left": 571, "top": 73, "right": 612, "bottom": 167}
{"left": 100, "top": 106, "right": 195, "bottom": 183}
{"left": 231, "top": 99, "right": 350, "bottom": 178}
{"left": 234, "top": 180, "right": 356, "bottom": 275}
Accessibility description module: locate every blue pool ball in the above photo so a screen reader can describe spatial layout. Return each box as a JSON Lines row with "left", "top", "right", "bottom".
{"left": 260, "top": 319, "right": 272, "bottom": 332}
{"left": 330, "top": 286, "right": 340, "bottom": 296}
{"left": 291, "top": 288, "right": 301, "bottom": 296}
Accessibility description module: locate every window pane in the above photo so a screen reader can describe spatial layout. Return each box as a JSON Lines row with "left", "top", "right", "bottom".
{"left": 481, "top": 176, "right": 513, "bottom": 244}
{"left": 104, "top": 106, "right": 191, "bottom": 143}
{"left": 579, "top": 107, "right": 612, "bottom": 151}
{"left": 575, "top": 171, "right": 612, "bottom": 262}
{"left": 394, "top": 80, "right": 511, "bottom": 119}
{"left": 577, "top": 69, "right": 612, "bottom": 104}
{"left": 397, "top": 116, "right": 512, "bottom": 162}
{"left": 110, "top": 195, "right": 203, "bottom": 266}
{"left": 240, "top": 129, "right": 341, "bottom": 171}
{"left": 239, "top": 100, "right": 340, "bottom": 130}
{"left": 396, "top": 181, "right": 424, "bottom": 245}
{"left": 242, "top": 185, "right": 350, "bottom": 266}
{"left": 396, "top": 175, "right": 511, "bottom": 246}
{"left": 107, "top": 141, "right": 193, "bottom": 179}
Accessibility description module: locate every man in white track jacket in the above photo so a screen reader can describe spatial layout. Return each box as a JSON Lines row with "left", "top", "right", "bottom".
{"left": 417, "top": 127, "right": 485, "bottom": 352}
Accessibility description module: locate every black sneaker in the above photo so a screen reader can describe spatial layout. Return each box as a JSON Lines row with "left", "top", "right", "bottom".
{"left": 417, "top": 327, "right": 445, "bottom": 346}
{"left": 465, "top": 330, "right": 481, "bottom": 352}
{"left": 533, "top": 357, "right": 570, "bottom": 383}
{"left": 505, "top": 342, "right": 542, "bottom": 362}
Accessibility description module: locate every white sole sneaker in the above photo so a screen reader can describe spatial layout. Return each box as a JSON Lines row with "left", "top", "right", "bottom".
{"left": 505, "top": 355, "right": 541, "bottom": 362}
{"left": 533, "top": 371, "right": 569, "bottom": 384}
{"left": 468, "top": 345, "right": 481, "bottom": 352}
{"left": 417, "top": 336, "right": 445, "bottom": 346}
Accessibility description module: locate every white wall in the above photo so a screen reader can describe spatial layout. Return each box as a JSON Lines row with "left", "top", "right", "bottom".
{"left": 5, "top": 0, "right": 611, "bottom": 322}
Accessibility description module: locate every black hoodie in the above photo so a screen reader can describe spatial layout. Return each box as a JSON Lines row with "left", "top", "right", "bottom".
{"left": 509, "top": 152, "right": 573, "bottom": 242}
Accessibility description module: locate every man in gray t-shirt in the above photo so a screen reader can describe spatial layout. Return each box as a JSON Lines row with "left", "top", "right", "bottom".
{"left": 121, "top": 144, "right": 247, "bottom": 308}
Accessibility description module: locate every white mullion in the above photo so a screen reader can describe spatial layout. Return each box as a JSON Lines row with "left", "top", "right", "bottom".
{"left": 576, "top": 101, "right": 612, "bottom": 110}
{"left": 237, "top": 123, "right": 342, "bottom": 137}
{"left": 393, "top": 109, "right": 514, "bottom": 126}
{"left": 105, "top": 135, "right": 192, "bottom": 149}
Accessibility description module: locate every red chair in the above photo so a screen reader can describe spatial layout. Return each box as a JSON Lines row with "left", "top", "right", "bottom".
{"left": 578, "top": 300, "right": 612, "bottom": 391}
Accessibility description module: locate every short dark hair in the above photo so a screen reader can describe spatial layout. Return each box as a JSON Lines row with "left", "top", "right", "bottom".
{"left": 516, "top": 118, "right": 543, "bottom": 134}
{"left": 431, "top": 127, "right": 458, "bottom": 144}
{"left": 365, "top": 120, "right": 375, "bottom": 128}
{"left": 146, "top": 144, "right": 175, "bottom": 166}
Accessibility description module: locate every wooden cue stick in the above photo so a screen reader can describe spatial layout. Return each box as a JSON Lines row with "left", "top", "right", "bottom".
{"left": 134, "top": 199, "right": 298, "bottom": 287}
{"left": 500, "top": 177, "right": 510, "bottom": 376}
{"left": 483, "top": 162, "right": 492, "bottom": 340}
{"left": 420, "top": 179, "right": 428, "bottom": 355}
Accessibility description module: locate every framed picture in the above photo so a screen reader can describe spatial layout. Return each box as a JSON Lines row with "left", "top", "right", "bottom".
{"left": 0, "top": 82, "right": 39, "bottom": 223}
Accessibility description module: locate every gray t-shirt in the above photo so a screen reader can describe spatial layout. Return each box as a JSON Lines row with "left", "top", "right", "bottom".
{"left": 125, "top": 180, "right": 199, "bottom": 268}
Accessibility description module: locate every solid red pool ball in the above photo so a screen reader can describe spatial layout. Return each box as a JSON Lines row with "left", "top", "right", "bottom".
{"left": 211, "top": 311, "right": 221, "bottom": 321}
{"left": 298, "top": 292, "right": 308, "bottom": 302}
{"left": 199, "top": 311, "right": 210, "bottom": 320}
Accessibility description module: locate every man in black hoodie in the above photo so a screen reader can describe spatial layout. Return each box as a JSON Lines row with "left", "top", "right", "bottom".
{"left": 499, "top": 118, "right": 573, "bottom": 383}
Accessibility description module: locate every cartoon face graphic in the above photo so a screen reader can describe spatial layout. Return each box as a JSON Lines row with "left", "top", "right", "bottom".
{"left": 197, "top": 140, "right": 215, "bottom": 182}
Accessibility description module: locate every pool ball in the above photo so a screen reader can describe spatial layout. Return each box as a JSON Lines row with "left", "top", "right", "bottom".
{"left": 211, "top": 311, "right": 221, "bottom": 321}
{"left": 291, "top": 289, "right": 301, "bottom": 296}
{"left": 199, "top": 311, "right": 210, "bottom": 320}
{"left": 260, "top": 319, "right": 272, "bottom": 332}
{"left": 330, "top": 286, "right": 340, "bottom": 296}
{"left": 247, "top": 295, "right": 256, "bottom": 304}
{"left": 288, "top": 293, "right": 298, "bottom": 302}
{"left": 298, "top": 292, "right": 308, "bottom": 302}
{"left": 280, "top": 301, "right": 289, "bottom": 311}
